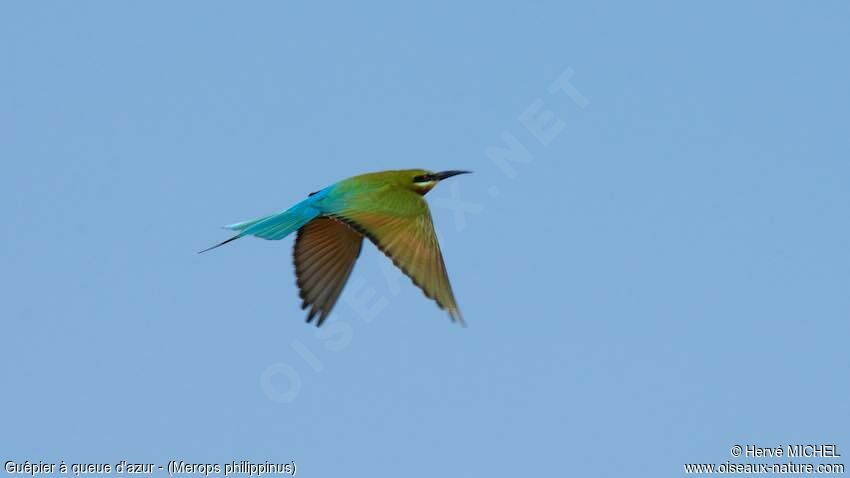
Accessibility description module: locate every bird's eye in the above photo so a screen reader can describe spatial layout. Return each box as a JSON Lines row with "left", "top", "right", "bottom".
{"left": 412, "top": 174, "right": 433, "bottom": 183}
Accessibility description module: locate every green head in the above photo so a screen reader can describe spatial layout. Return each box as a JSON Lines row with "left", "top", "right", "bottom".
{"left": 406, "top": 169, "right": 472, "bottom": 195}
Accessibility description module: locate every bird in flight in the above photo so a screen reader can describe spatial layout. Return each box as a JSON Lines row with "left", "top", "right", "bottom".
{"left": 201, "top": 169, "right": 471, "bottom": 326}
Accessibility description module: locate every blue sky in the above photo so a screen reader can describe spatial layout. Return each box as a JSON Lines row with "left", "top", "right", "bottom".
{"left": 2, "top": 2, "right": 848, "bottom": 476}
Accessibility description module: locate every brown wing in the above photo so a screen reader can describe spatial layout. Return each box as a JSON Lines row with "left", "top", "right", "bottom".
{"left": 293, "top": 217, "right": 363, "bottom": 326}
{"left": 332, "top": 188, "right": 463, "bottom": 324}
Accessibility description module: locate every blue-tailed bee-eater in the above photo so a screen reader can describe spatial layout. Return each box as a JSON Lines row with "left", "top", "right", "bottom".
{"left": 201, "top": 169, "right": 471, "bottom": 326}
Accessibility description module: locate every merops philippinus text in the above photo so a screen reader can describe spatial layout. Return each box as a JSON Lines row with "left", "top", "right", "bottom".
{"left": 201, "top": 169, "right": 471, "bottom": 326}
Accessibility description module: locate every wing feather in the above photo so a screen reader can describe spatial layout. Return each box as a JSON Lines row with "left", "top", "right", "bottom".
{"left": 332, "top": 188, "right": 463, "bottom": 324}
{"left": 293, "top": 217, "right": 363, "bottom": 326}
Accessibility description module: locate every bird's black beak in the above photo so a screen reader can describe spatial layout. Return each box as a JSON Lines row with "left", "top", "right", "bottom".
{"left": 433, "top": 170, "right": 472, "bottom": 181}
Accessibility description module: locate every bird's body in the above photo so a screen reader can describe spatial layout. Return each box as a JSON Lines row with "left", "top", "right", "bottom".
{"left": 202, "top": 169, "right": 470, "bottom": 326}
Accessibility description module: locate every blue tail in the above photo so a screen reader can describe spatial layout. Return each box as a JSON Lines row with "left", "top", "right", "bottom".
{"left": 199, "top": 199, "right": 321, "bottom": 253}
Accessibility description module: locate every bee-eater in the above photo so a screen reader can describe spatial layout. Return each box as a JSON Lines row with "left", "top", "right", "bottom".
{"left": 201, "top": 169, "right": 471, "bottom": 326}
